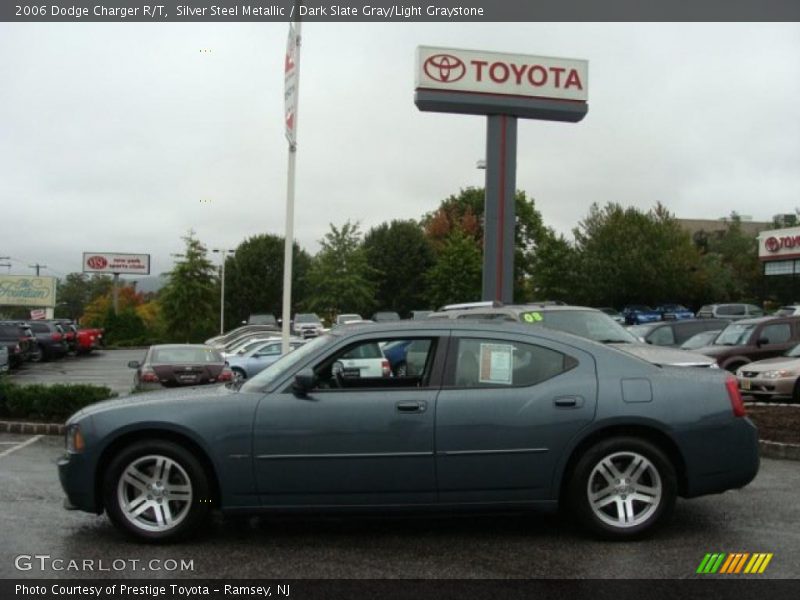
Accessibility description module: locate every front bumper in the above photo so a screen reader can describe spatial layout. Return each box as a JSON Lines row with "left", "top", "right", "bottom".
{"left": 737, "top": 374, "right": 796, "bottom": 398}
{"left": 58, "top": 451, "right": 101, "bottom": 514}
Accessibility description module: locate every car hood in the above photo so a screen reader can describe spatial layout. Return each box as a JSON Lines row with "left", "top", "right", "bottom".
{"left": 740, "top": 356, "right": 800, "bottom": 372}
{"left": 67, "top": 385, "right": 234, "bottom": 423}
{"left": 609, "top": 343, "right": 717, "bottom": 367}
{"left": 693, "top": 344, "right": 736, "bottom": 357}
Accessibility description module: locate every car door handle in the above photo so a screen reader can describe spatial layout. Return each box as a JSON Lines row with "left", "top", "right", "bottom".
{"left": 554, "top": 396, "right": 583, "bottom": 408}
{"left": 396, "top": 401, "right": 426, "bottom": 413}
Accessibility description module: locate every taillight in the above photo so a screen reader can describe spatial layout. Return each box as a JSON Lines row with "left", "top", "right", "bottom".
{"left": 381, "top": 359, "right": 391, "bottom": 377}
{"left": 726, "top": 377, "right": 746, "bottom": 417}
{"left": 140, "top": 368, "right": 160, "bottom": 383}
{"left": 217, "top": 368, "right": 233, "bottom": 382}
{"left": 13, "top": 344, "right": 21, "bottom": 354}
{"left": 51, "top": 333, "right": 62, "bottom": 341}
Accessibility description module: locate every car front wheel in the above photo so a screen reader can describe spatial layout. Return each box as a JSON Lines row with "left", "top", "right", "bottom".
{"left": 103, "top": 440, "right": 211, "bottom": 542}
{"left": 568, "top": 437, "right": 677, "bottom": 539}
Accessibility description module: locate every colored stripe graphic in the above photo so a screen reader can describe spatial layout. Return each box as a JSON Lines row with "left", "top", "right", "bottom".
{"left": 698, "top": 553, "right": 772, "bottom": 575}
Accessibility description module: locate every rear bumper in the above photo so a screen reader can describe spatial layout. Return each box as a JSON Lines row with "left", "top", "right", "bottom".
{"left": 678, "top": 417, "right": 760, "bottom": 498}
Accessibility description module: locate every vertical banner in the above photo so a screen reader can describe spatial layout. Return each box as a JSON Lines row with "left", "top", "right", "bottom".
{"left": 284, "top": 22, "right": 298, "bottom": 146}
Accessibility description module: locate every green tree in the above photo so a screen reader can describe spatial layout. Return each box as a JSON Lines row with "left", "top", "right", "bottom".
{"left": 425, "top": 228, "right": 483, "bottom": 308}
{"left": 363, "top": 220, "right": 436, "bottom": 315}
{"left": 422, "top": 187, "right": 547, "bottom": 302}
{"left": 529, "top": 228, "right": 580, "bottom": 302}
{"left": 305, "top": 222, "right": 377, "bottom": 319}
{"left": 572, "top": 202, "right": 700, "bottom": 307}
{"left": 223, "top": 234, "right": 311, "bottom": 329}
{"left": 159, "top": 231, "right": 218, "bottom": 342}
{"left": 54, "top": 273, "right": 114, "bottom": 320}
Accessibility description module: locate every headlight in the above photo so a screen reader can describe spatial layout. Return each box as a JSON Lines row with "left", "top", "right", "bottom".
{"left": 65, "top": 424, "right": 85, "bottom": 453}
{"left": 761, "top": 370, "right": 795, "bottom": 379}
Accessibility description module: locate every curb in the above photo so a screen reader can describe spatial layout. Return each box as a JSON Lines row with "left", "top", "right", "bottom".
{"left": 759, "top": 440, "right": 800, "bottom": 461}
{"left": 0, "top": 421, "right": 65, "bottom": 436}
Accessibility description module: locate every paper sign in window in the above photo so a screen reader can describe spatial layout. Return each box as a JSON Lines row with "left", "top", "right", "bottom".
{"left": 479, "top": 343, "right": 513, "bottom": 385}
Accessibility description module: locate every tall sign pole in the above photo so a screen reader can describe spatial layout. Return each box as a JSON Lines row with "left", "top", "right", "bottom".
{"left": 281, "top": 7, "right": 301, "bottom": 354}
{"left": 414, "top": 47, "right": 588, "bottom": 303}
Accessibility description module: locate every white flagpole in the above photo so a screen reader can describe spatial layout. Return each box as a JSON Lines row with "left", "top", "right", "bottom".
{"left": 281, "top": 11, "right": 301, "bottom": 355}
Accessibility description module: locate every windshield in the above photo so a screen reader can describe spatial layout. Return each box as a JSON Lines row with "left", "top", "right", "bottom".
{"left": 714, "top": 323, "right": 756, "bottom": 346}
{"left": 628, "top": 324, "right": 657, "bottom": 339}
{"left": 241, "top": 334, "right": 333, "bottom": 391}
{"left": 784, "top": 343, "right": 800, "bottom": 358}
{"left": 527, "top": 310, "right": 639, "bottom": 344}
{"left": 295, "top": 314, "right": 321, "bottom": 324}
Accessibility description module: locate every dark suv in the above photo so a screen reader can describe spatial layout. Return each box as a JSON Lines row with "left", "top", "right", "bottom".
{"left": 26, "top": 320, "right": 68, "bottom": 361}
{"left": 0, "top": 321, "right": 36, "bottom": 367}
{"left": 694, "top": 315, "right": 800, "bottom": 371}
{"left": 427, "top": 302, "right": 716, "bottom": 368}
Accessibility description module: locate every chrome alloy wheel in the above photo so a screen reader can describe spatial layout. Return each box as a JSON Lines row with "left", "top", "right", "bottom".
{"left": 586, "top": 451, "right": 663, "bottom": 529}
{"left": 117, "top": 454, "right": 193, "bottom": 533}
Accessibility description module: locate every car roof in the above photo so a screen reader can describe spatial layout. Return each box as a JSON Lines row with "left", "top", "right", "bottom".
{"left": 733, "top": 315, "right": 800, "bottom": 325}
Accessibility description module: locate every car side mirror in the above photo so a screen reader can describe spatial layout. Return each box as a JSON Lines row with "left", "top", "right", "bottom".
{"left": 757, "top": 337, "right": 770, "bottom": 347}
{"left": 293, "top": 368, "right": 316, "bottom": 396}
{"left": 127, "top": 361, "right": 140, "bottom": 369}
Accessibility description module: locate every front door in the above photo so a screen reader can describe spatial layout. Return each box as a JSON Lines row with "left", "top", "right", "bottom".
{"left": 252, "top": 333, "right": 444, "bottom": 506}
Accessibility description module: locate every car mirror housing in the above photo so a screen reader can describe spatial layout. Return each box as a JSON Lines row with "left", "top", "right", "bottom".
{"left": 293, "top": 368, "right": 316, "bottom": 396}
{"left": 127, "top": 361, "right": 140, "bottom": 369}
{"left": 757, "top": 337, "right": 770, "bottom": 347}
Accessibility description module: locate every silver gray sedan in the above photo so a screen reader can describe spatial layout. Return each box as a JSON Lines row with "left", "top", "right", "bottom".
{"left": 58, "top": 321, "right": 758, "bottom": 542}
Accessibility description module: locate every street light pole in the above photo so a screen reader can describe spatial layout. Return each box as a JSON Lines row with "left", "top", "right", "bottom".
{"left": 212, "top": 249, "right": 235, "bottom": 335}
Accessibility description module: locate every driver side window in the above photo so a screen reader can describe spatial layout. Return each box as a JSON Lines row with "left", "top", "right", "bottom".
{"left": 312, "top": 337, "right": 437, "bottom": 391}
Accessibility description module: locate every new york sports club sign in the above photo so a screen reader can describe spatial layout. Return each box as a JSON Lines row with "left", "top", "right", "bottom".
{"left": 415, "top": 46, "right": 588, "bottom": 102}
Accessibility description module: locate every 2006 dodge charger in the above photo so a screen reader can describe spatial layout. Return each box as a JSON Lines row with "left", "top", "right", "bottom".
{"left": 58, "top": 321, "right": 759, "bottom": 542}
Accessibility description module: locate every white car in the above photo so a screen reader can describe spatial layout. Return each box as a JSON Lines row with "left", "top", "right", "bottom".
{"left": 332, "top": 341, "right": 390, "bottom": 379}
{"left": 336, "top": 313, "right": 363, "bottom": 325}
{"left": 222, "top": 335, "right": 281, "bottom": 358}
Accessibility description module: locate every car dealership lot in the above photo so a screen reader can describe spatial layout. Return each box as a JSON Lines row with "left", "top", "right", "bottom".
{"left": 8, "top": 349, "right": 144, "bottom": 397}
{"left": 0, "top": 432, "right": 798, "bottom": 579}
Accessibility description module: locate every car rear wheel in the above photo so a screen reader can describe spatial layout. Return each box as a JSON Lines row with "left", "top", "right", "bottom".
{"left": 103, "top": 440, "right": 211, "bottom": 542}
{"left": 568, "top": 437, "right": 676, "bottom": 540}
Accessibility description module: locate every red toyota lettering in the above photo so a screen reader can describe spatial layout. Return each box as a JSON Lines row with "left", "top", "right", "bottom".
{"left": 489, "top": 62, "right": 509, "bottom": 83}
{"left": 470, "top": 60, "right": 488, "bottom": 82}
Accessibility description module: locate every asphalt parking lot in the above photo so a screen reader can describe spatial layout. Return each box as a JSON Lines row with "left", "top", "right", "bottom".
{"left": 8, "top": 349, "right": 145, "bottom": 398}
{"left": 0, "top": 431, "right": 798, "bottom": 579}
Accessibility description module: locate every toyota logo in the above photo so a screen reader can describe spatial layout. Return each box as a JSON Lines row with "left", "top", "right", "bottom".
{"left": 86, "top": 256, "right": 108, "bottom": 269}
{"left": 765, "top": 237, "right": 780, "bottom": 253}
{"left": 423, "top": 54, "right": 466, "bottom": 83}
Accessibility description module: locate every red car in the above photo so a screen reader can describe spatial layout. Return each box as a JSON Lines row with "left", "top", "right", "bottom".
{"left": 76, "top": 327, "right": 104, "bottom": 355}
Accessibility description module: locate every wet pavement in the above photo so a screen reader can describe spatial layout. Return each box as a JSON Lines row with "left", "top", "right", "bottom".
{"left": 0, "top": 433, "right": 798, "bottom": 579}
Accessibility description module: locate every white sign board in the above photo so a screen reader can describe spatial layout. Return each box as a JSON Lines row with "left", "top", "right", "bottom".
{"left": 758, "top": 227, "right": 800, "bottom": 260}
{"left": 415, "top": 46, "right": 588, "bottom": 102}
{"left": 82, "top": 252, "right": 151, "bottom": 275}
{"left": 478, "top": 343, "right": 514, "bottom": 385}
{"left": 0, "top": 275, "right": 57, "bottom": 308}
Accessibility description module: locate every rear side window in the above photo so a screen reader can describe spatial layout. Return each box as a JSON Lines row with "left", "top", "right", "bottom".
{"left": 760, "top": 323, "right": 791, "bottom": 345}
{"left": 451, "top": 338, "right": 576, "bottom": 388}
{"left": 648, "top": 326, "right": 675, "bottom": 346}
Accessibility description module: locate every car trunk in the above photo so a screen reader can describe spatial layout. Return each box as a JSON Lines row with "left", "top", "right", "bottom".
{"left": 153, "top": 362, "right": 223, "bottom": 386}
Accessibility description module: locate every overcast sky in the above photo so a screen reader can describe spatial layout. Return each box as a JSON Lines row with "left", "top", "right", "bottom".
{"left": 1, "top": 22, "right": 799, "bottom": 281}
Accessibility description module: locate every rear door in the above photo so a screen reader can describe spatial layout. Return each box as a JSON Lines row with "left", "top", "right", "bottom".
{"left": 747, "top": 320, "right": 797, "bottom": 362}
{"left": 436, "top": 331, "right": 597, "bottom": 503}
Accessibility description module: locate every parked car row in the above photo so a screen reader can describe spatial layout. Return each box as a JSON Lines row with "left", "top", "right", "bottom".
{"left": 0, "top": 319, "right": 103, "bottom": 369}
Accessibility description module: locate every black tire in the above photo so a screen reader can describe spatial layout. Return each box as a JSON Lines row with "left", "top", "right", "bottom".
{"left": 567, "top": 436, "right": 677, "bottom": 540}
{"left": 29, "top": 345, "right": 44, "bottom": 363}
{"left": 103, "top": 439, "right": 211, "bottom": 543}
{"left": 792, "top": 379, "right": 800, "bottom": 404}
{"left": 232, "top": 367, "right": 246, "bottom": 383}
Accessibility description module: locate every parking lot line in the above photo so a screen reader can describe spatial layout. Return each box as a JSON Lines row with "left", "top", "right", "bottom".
{"left": 0, "top": 435, "right": 43, "bottom": 458}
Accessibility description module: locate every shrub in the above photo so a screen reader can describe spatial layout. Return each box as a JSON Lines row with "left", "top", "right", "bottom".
{"left": 0, "top": 379, "right": 116, "bottom": 421}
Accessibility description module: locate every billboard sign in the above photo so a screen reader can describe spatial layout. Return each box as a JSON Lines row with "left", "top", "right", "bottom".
{"left": 82, "top": 252, "right": 151, "bottom": 275}
{"left": 758, "top": 227, "right": 800, "bottom": 260}
{"left": 0, "top": 275, "right": 57, "bottom": 308}
{"left": 415, "top": 46, "right": 588, "bottom": 102}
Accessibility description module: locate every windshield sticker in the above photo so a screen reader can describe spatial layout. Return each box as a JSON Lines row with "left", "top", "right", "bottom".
{"left": 479, "top": 343, "right": 514, "bottom": 385}
{"left": 522, "top": 312, "right": 543, "bottom": 323}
